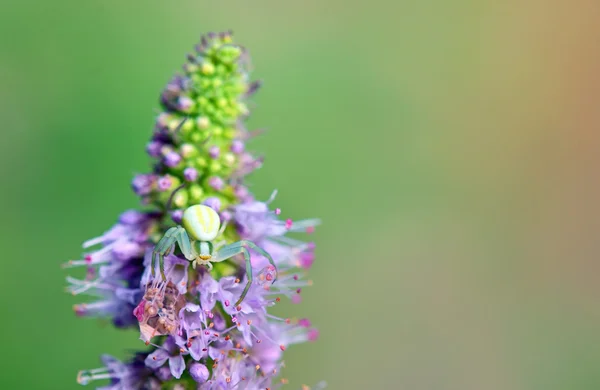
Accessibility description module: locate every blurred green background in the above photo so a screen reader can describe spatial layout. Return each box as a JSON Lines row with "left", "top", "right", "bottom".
{"left": 2, "top": 0, "right": 600, "bottom": 389}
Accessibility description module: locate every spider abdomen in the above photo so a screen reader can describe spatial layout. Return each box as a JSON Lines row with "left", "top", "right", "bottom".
{"left": 182, "top": 204, "right": 220, "bottom": 241}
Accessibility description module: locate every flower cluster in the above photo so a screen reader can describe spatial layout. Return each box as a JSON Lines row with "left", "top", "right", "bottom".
{"left": 66, "top": 32, "right": 321, "bottom": 389}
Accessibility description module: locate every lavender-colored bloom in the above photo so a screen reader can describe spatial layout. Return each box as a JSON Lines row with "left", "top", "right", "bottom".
{"left": 177, "top": 96, "right": 193, "bottom": 111}
{"left": 71, "top": 282, "right": 141, "bottom": 327}
{"left": 170, "top": 209, "right": 183, "bottom": 224}
{"left": 198, "top": 272, "right": 219, "bottom": 311}
{"left": 144, "top": 337, "right": 186, "bottom": 379}
{"left": 155, "top": 366, "right": 172, "bottom": 382}
{"left": 157, "top": 175, "right": 172, "bottom": 191}
{"left": 208, "top": 176, "right": 224, "bottom": 191}
{"left": 183, "top": 166, "right": 198, "bottom": 182}
{"left": 156, "top": 113, "right": 170, "bottom": 128}
{"left": 77, "top": 354, "right": 155, "bottom": 389}
{"left": 65, "top": 210, "right": 154, "bottom": 327}
{"left": 299, "top": 244, "right": 316, "bottom": 269}
{"left": 220, "top": 211, "right": 233, "bottom": 225}
{"left": 146, "top": 140, "right": 163, "bottom": 157}
{"left": 164, "top": 151, "right": 182, "bottom": 167}
{"left": 234, "top": 199, "right": 287, "bottom": 241}
{"left": 208, "top": 145, "right": 220, "bottom": 159}
{"left": 140, "top": 251, "right": 189, "bottom": 295}
{"left": 112, "top": 240, "right": 144, "bottom": 261}
{"left": 132, "top": 174, "right": 155, "bottom": 196}
{"left": 189, "top": 363, "right": 209, "bottom": 383}
{"left": 202, "top": 196, "right": 221, "bottom": 211}
{"left": 235, "top": 152, "right": 263, "bottom": 177}
{"left": 230, "top": 139, "right": 245, "bottom": 154}
{"left": 234, "top": 185, "right": 250, "bottom": 200}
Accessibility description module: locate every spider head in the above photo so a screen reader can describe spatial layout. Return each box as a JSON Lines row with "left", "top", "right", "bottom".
{"left": 182, "top": 204, "right": 221, "bottom": 241}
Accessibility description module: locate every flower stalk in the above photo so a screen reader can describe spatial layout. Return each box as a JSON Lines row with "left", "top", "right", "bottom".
{"left": 66, "top": 31, "right": 321, "bottom": 389}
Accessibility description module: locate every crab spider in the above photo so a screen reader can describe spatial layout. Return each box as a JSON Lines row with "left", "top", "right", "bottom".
{"left": 152, "top": 204, "right": 276, "bottom": 306}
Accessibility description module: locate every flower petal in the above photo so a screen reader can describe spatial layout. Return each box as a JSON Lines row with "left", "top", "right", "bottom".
{"left": 169, "top": 354, "right": 186, "bottom": 379}
{"left": 144, "top": 348, "right": 169, "bottom": 369}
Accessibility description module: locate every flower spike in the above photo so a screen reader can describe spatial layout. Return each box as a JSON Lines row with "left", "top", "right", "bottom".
{"left": 66, "top": 32, "right": 321, "bottom": 389}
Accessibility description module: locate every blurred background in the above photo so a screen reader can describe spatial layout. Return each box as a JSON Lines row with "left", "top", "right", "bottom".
{"left": 1, "top": 0, "right": 600, "bottom": 389}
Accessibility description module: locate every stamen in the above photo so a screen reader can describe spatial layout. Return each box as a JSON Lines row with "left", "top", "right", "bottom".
{"left": 265, "top": 313, "right": 289, "bottom": 323}
{"left": 66, "top": 276, "right": 114, "bottom": 296}
{"left": 266, "top": 189, "right": 278, "bottom": 204}
{"left": 82, "top": 235, "right": 105, "bottom": 248}
{"left": 286, "top": 218, "right": 321, "bottom": 232}
{"left": 77, "top": 367, "right": 116, "bottom": 385}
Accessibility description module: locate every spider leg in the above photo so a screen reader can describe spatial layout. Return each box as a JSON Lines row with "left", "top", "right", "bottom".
{"left": 173, "top": 227, "right": 195, "bottom": 261}
{"left": 237, "top": 249, "right": 253, "bottom": 307}
{"left": 213, "top": 241, "right": 275, "bottom": 305}
{"left": 155, "top": 236, "right": 176, "bottom": 280}
{"left": 158, "top": 251, "right": 167, "bottom": 281}
{"left": 213, "top": 242, "right": 251, "bottom": 305}
{"left": 212, "top": 241, "right": 246, "bottom": 262}
{"left": 239, "top": 240, "right": 277, "bottom": 283}
{"left": 218, "top": 219, "right": 229, "bottom": 236}
{"left": 152, "top": 229, "right": 173, "bottom": 277}
{"left": 213, "top": 239, "right": 227, "bottom": 252}
{"left": 152, "top": 227, "right": 179, "bottom": 281}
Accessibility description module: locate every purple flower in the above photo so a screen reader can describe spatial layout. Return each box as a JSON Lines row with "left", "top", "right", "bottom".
{"left": 164, "top": 151, "right": 182, "bottom": 167}
{"left": 140, "top": 251, "right": 189, "bottom": 294}
{"left": 235, "top": 153, "right": 263, "bottom": 177}
{"left": 70, "top": 281, "right": 141, "bottom": 326}
{"left": 157, "top": 175, "right": 172, "bottom": 192}
{"left": 179, "top": 303, "right": 203, "bottom": 331}
{"left": 202, "top": 196, "right": 221, "bottom": 211}
{"left": 146, "top": 140, "right": 163, "bottom": 157}
{"left": 77, "top": 354, "right": 154, "bottom": 389}
{"left": 189, "top": 363, "right": 209, "bottom": 383}
{"left": 299, "top": 244, "right": 316, "bottom": 269}
{"left": 234, "top": 199, "right": 287, "bottom": 241}
{"left": 144, "top": 337, "right": 186, "bottom": 379}
{"left": 217, "top": 276, "right": 258, "bottom": 316}
{"left": 65, "top": 210, "right": 154, "bottom": 327}
{"left": 170, "top": 209, "right": 183, "bottom": 224}
{"left": 234, "top": 184, "right": 250, "bottom": 201}
{"left": 208, "top": 176, "right": 224, "bottom": 191}
{"left": 132, "top": 174, "right": 156, "bottom": 196}
{"left": 183, "top": 167, "right": 198, "bottom": 182}
{"left": 220, "top": 210, "right": 232, "bottom": 222}
{"left": 201, "top": 356, "right": 278, "bottom": 389}
{"left": 208, "top": 145, "right": 220, "bottom": 159}
{"left": 198, "top": 273, "right": 219, "bottom": 311}
{"left": 177, "top": 96, "right": 193, "bottom": 111}
{"left": 230, "top": 139, "right": 244, "bottom": 154}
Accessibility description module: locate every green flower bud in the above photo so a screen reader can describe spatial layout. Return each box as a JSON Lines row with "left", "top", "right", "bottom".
{"left": 197, "top": 116, "right": 210, "bottom": 129}
{"left": 223, "top": 153, "right": 235, "bottom": 167}
{"left": 172, "top": 189, "right": 189, "bottom": 209}
{"left": 180, "top": 143, "right": 197, "bottom": 159}
{"left": 188, "top": 184, "right": 204, "bottom": 203}
{"left": 201, "top": 61, "right": 215, "bottom": 75}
